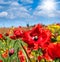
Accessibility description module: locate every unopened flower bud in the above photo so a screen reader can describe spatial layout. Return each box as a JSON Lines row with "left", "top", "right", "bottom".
{"left": 9, "top": 48, "right": 14, "bottom": 56}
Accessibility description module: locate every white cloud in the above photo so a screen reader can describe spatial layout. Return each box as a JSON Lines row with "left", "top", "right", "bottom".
{"left": 6, "top": 2, "right": 33, "bottom": 19}
{"left": 54, "top": 10, "right": 60, "bottom": 17}
{"left": 11, "top": 2, "right": 20, "bottom": 6}
{"left": 0, "top": 0, "right": 11, "bottom": 4}
{"left": 0, "top": 12, "right": 8, "bottom": 17}
{"left": 41, "top": 0, "right": 56, "bottom": 12}
{"left": 20, "top": 0, "right": 33, "bottom": 4}
{"left": 0, "top": 0, "right": 60, "bottom": 19}
{"left": 0, "top": 0, "right": 34, "bottom": 19}
{"left": 33, "top": 0, "right": 60, "bottom": 18}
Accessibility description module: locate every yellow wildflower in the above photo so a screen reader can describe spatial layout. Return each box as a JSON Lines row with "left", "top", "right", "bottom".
{"left": 56, "top": 35, "right": 60, "bottom": 41}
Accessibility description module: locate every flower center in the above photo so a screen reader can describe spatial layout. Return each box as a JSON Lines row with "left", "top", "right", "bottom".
{"left": 33, "top": 36, "right": 38, "bottom": 41}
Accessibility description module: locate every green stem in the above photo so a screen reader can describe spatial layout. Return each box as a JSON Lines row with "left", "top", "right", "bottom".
{"left": 17, "top": 48, "right": 20, "bottom": 62}
{"left": 18, "top": 40, "right": 31, "bottom": 62}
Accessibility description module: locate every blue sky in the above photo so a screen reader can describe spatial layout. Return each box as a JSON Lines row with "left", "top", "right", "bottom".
{"left": 0, "top": 0, "right": 60, "bottom": 27}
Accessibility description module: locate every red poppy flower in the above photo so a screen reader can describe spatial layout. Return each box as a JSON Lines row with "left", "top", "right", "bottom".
{"left": 18, "top": 50, "right": 26, "bottom": 62}
{"left": 13, "top": 27, "right": 23, "bottom": 38}
{"left": 22, "top": 24, "right": 51, "bottom": 49}
{"left": 43, "top": 52, "right": 52, "bottom": 61}
{"left": 10, "top": 35, "right": 16, "bottom": 40}
{"left": 0, "top": 34, "right": 3, "bottom": 39}
{"left": 2, "top": 50, "right": 8, "bottom": 58}
{"left": 5, "top": 33, "right": 9, "bottom": 36}
{"left": 37, "top": 56, "right": 42, "bottom": 61}
{"left": 0, "top": 60, "right": 3, "bottom": 62}
{"left": 46, "top": 43, "right": 60, "bottom": 60}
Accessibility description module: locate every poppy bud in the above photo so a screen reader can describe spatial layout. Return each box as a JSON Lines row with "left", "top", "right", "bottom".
{"left": 9, "top": 48, "right": 14, "bottom": 56}
{"left": 5, "top": 33, "right": 9, "bottom": 36}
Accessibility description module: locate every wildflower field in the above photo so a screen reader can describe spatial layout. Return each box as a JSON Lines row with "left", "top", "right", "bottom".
{"left": 0, "top": 24, "right": 60, "bottom": 62}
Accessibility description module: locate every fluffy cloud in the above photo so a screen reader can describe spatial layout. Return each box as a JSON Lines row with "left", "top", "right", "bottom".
{"left": 0, "top": 0, "right": 11, "bottom": 4}
{"left": 0, "top": 0, "right": 60, "bottom": 19}
{"left": 20, "top": 0, "right": 33, "bottom": 4}
{"left": 0, "top": 0, "right": 33, "bottom": 19}
{"left": 5, "top": 2, "right": 33, "bottom": 19}
{"left": 33, "top": 0, "right": 60, "bottom": 18}
{"left": 11, "top": 2, "right": 20, "bottom": 6}
{"left": 0, "top": 12, "right": 8, "bottom": 17}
